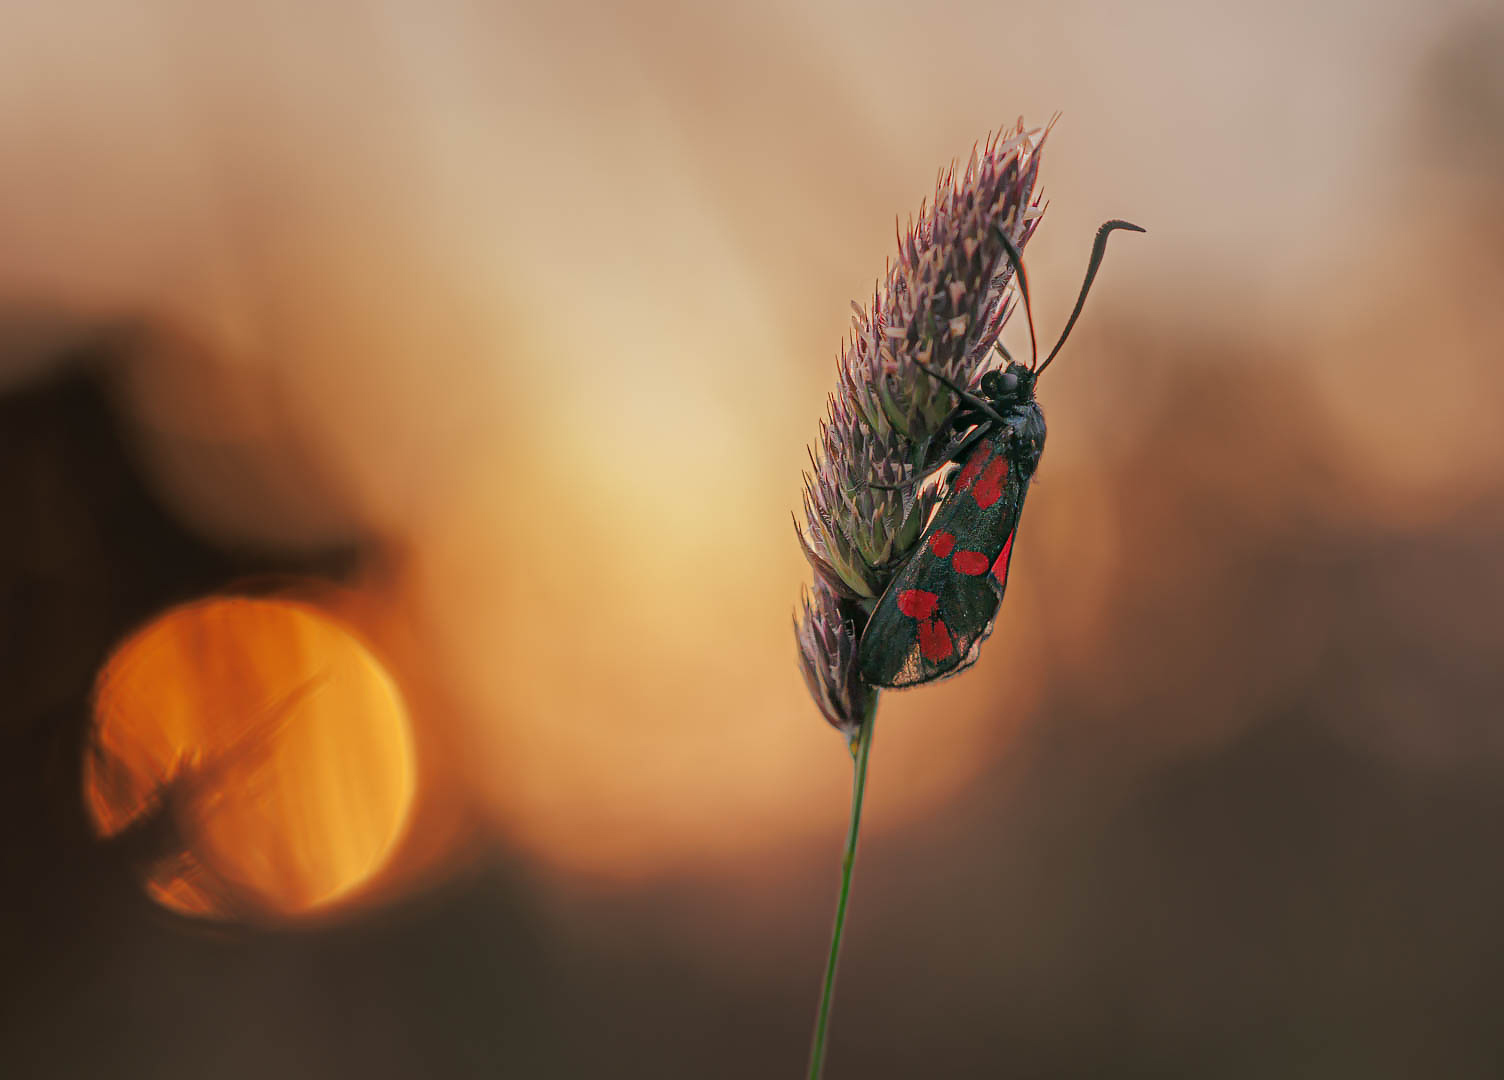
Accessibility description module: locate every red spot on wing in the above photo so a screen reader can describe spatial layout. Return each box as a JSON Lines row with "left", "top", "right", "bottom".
{"left": 953, "top": 445, "right": 991, "bottom": 492}
{"left": 928, "top": 531, "right": 956, "bottom": 557}
{"left": 897, "top": 589, "right": 939, "bottom": 620}
{"left": 917, "top": 617, "right": 954, "bottom": 662}
{"left": 991, "top": 532, "right": 1016, "bottom": 588}
{"left": 973, "top": 457, "right": 1010, "bottom": 509}
{"left": 952, "top": 550, "right": 990, "bottom": 575}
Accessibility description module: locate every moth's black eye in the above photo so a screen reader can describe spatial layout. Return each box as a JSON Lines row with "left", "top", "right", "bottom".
{"left": 980, "top": 370, "right": 1016, "bottom": 398}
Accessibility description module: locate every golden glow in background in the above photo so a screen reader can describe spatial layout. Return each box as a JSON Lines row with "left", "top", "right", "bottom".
{"left": 86, "top": 597, "right": 415, "bottom": 919}
{"left": 3, "top": 0, "right": 1501, "bottom": 912}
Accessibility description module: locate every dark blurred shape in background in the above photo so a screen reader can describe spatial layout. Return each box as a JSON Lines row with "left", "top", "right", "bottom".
{"left": 3, "top": 2, "right": 1504, "bottom": 1077}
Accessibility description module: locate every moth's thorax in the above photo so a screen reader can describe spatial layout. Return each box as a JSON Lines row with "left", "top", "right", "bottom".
{"left": 1004, "top": 400, "right": 1047, "bottom": 474}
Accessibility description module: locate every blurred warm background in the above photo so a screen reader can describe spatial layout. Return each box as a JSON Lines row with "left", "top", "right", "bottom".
{"left": 4, "top": 0, "right": 1504, "bottom": 1076}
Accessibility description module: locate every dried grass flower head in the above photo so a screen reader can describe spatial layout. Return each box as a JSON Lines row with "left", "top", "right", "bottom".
{"left": 795, "top": 120, "right": 1048, "bottom": 736}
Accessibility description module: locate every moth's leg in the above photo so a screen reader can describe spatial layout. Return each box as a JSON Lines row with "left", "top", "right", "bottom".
{"left": 913, "top": 362, "right": 1008, "bottom": 424}
{"left": 939, "top": 423, "right": 994, "bottom": 465}
{"left": 867, "top": 424, "right": 992, "bottom": 490}
{"left": 948, "top": 407, "right": 991, "bottom": 432}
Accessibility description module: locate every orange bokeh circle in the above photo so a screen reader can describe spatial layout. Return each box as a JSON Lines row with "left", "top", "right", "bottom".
{"left": 85, "top": 596, "right": 416, "bottom": 921}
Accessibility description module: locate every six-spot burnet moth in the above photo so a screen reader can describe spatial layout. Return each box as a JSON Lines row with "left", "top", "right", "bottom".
{"left": 857, "top": 219, "right": 1144, "bottom": 688}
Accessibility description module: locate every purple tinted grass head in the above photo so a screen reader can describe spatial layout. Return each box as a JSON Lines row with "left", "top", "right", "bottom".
{"left": 795, "top": 586, "right": 873, "bottom": 738}
{"left": 795, "top": 120, "right": 1048, "bottom": 736}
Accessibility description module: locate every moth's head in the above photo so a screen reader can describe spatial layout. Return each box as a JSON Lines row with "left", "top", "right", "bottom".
{"left": 980, "top": 361, "right": 1035, "bottom": 407}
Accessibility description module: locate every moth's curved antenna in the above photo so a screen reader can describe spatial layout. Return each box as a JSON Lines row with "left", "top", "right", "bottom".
{"left": 1034, "top": 219, "right": 1145, "bottom": 378}
{"left": 993, "top": 228, "right": 1039, "bottom": 371}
